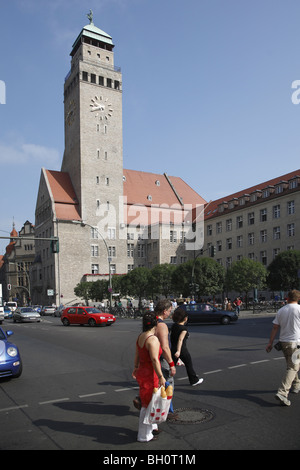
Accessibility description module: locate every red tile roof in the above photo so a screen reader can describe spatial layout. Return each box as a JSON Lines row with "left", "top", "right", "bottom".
{"left": 45, "top": 170, "right": 81, "bottom": 221}
{"left": 123, "top": 169, "right": 207, "bottom": 225}
{"left": 204, "top": 169, "right": 300, "bottom": 220}
{"left": 44, "top": 168, "right": 207, "bottom": 225}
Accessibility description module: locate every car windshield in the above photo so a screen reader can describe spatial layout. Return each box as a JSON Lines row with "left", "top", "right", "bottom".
{"left": 0, "top": 330, "right": 5, "bottom": 340}
{"left": 21, "top": 307, "right": 34, "bottom": 313}
{"left": 85, "top": 307, "right": 101, "bottom": 313}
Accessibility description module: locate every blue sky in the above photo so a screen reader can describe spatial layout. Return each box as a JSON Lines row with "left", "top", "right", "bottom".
{"left": 1, "top": 0, "right": 300, "bottom": 254}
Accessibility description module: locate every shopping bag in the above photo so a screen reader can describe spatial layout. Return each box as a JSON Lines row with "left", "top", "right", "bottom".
{"left": 143, "top": 385, "right": 172, "bottom": 425}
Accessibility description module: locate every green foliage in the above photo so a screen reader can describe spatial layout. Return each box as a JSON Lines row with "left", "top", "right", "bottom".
{"left": 150, "top": 263, "right": 176, "bottom": 297}
{"left": 74, "top": 281, "right": 92, "bottom": 304}
{"left": 125, "top": 267, "right": 152, "bottom": 303}
{"left": 171, "top": 258, "right": 225, "bottom": 297}
{"left": 226, "top": 258, "right": 267, "bottom": 297}
{"left": 194, "top": 258, "right": 225, "bottom": 296}
{"left": 267, "top": 250, "right": 300, "bottom": 291}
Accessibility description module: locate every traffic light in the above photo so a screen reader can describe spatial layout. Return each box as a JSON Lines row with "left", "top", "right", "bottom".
{"left": 51, "top": 239, "right": 59, "bottom": 253}
{"left": 210, "top": 246, "right": 216, "bottom": 257}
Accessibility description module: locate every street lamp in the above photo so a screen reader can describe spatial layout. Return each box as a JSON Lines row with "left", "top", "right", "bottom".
{"left": 72, "top": 220, "right": 112, "bottom": 306}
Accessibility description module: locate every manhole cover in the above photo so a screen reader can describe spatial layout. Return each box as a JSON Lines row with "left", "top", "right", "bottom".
{"left": 170, "top": 408, "right": 214, "bottom": 424}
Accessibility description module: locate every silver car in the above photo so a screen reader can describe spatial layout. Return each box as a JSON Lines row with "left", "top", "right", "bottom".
{"left": 13, "top": 307, "right": 41, "bottom": 323}
{"left": 41, "top": 306, "right": 56, "bottom": 316}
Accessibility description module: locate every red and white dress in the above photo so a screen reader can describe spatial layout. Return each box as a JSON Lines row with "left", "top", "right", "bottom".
{"left": 135, "top": 335, "right": 162, "bottom": 441}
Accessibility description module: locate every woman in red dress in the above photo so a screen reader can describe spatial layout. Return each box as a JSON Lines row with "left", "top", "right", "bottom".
{"left": 132, "top": 312, "right": 166, "bottom": 442}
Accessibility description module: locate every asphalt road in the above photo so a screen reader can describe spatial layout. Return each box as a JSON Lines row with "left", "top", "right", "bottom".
{"left": 0, "top": 312, "right": 299, "bottom": 454}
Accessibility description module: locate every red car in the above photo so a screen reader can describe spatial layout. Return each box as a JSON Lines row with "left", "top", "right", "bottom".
{"left": 61, "top": 306, "right": 116, "bottom": 327}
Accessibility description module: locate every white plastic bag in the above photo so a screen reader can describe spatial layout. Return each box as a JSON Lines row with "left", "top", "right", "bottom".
{"left": 143, "top": 386, "right": 171, "bottom": 425}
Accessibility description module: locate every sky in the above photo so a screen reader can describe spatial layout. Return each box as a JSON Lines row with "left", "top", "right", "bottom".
{"left": 1, "top": 0, "right": 300, "bottom": 254}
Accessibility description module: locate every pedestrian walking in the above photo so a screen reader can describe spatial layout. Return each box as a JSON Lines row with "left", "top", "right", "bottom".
{"left": 233, "top": 297, "right": 242, "bottom": 315}
{"left": 154, "top": 299, "right": 177, "bottom": 419}
{"left": 266, "top": 289, "right": 300, "bottom": 406}
{"left": 132, "top": 312, "right": 166, "bottom": 442}
{"left": 170, "top": 307, "right": 203, "bottom": 386}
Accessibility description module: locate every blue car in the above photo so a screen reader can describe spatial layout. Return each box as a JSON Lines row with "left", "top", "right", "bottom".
{"left": 4, "top": 306, "right": 13, "bottom": 319}
{"left": 0, "top": 327, "right": 22, "bottom": 378}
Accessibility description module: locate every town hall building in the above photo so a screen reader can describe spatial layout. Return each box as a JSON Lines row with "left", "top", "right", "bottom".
{"left": 32, "top": 15, "right": 206, "bottom": 306}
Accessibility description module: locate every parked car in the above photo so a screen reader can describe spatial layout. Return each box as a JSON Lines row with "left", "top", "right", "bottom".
{"left": 61, "top": 306, "right": 116, "bottom": 327}
{"left": 179, "top": 303, "right": 238, "bottom": 325}
{"left": 13, "top": 307, "right": 41, "bottom": 323}
{"left": 0, "top": 308, "right": 4, "bottom": 324}
{"left": 32, "top": 305, "right": 42, "bottom": 313}
{"left": 53, "top": 305, "right": 65, "bottom": 317}
{"left": 4, "top": 306, "right": 13, "bottom": 319}
{"left": 41, "top": 306, "right": 56, "bottom": 316}
{"left": 0, "top": 327, "right": 22, "bottom": 378}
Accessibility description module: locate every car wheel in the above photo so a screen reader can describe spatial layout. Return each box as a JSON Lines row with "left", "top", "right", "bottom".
{"left": 221, "top": 316, "right": 230, "bottom": 325}
{"left": 62, "top": 318, "right": 70, "bottom": 326}
{"left": 88, "top": 318, "right": 97, "bottom": 327}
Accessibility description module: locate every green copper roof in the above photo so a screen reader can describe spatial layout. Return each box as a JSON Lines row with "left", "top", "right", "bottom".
{"left": 72, "top": 22, "right": 114, "bottom": 51}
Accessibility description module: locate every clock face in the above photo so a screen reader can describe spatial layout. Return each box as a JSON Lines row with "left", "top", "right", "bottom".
{"left": 66, "top": 99, "right": 76, "bottom": 126}
{"left": 90, "top": 95, "right": 113, "bottom": 120}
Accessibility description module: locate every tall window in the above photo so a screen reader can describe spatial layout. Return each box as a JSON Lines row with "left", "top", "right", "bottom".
{"left": 287, "top": 200, "right": 295, "bottom": 215}
{"left": 91, "top": 264, "right": 99, "bottom": 274}
{"left": 260, "top": 209, "right": 267, "bottom": 222}
{"left": 273, "top": 205, "right": 280, "bottom": 219}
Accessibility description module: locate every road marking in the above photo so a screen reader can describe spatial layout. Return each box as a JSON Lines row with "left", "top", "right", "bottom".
{"left": 228, "top": 364, "right": 247, "bottom": 369}
{"left": 250, "top": 360, "right": 269, "bottom": 365}
{"left": 204, "top": 369, "right": 222, "bottom": 374}
{"left": 0, "top": 356, "right": 288, "bottom": 414}
{"left": 115, "top": 386, "right": 139, "bottom": 392}
{"left": 39, "top": 398, "right": 70, "bottom": 405}
{"left": 78, "top": 392, "right": 106, "bottom": 398}
{"left": 0, "top": 404, "right": 29, "bottom": 413}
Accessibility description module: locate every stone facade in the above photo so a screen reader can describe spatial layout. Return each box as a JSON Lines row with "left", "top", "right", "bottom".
{"left": 202, "top": 173, "right": 300, "bottom": 267}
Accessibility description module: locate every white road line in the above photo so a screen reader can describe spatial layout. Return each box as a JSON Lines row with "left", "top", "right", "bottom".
{"left": 204, "top": 369, "right": 223, "bottom": 374}
{"left": 39, "top": 398, "right": 70, "bottom": 405}
{"left": 228, "top": 364, "right": 247, "bottom": 369}
{"left": 250, "top": 360, "right": 270, "bottom": 365}
{"left": 1, "top": 357, "right": 287, "bottom": 414}
{"left": 78, "top": 392, "right": 106, "bottom": 398}
{"left": 0, "top": 404, "right": 29, "bottom": 413}
{"left": 115, "top": 387, "right": 137, "bottom": 392}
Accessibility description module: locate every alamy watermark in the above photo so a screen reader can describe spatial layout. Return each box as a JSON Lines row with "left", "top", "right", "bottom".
{"left": 93, "top": 197, "right": 204, "bottom": 251}
{"left": 0, "top": 80, "right": 6, "bottom": 104}
{"left": 291, "top": 80, "right": 300, "bottom": 104}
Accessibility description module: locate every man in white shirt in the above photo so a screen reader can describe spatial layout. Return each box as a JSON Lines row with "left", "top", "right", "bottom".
{"left": 266, "top": 290, "right": 300, "bottom": 406}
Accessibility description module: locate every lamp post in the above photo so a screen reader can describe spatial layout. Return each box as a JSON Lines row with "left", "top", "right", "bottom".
{"left": 72, "top": 221, "right": 112, "bottom": 306}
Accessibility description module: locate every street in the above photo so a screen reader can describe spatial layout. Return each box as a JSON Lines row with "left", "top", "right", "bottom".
{"left": 0, "top": 313, "right": 299, "bottom": 451}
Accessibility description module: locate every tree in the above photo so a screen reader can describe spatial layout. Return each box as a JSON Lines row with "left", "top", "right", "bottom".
{"left": 89, "top": 279, "right": 108, "bottom": 302}
{"left": 172, "top": 261, "right": 194, "bottom": 297}
{"left": 150, "top": 263, "right": 176, "bottom": 298}
{"left": 125, "top": 267, "right": 152, "bottom": 306}
{"left": 267, "top": 250, "right": 300, "bottom": 291}
{"left": 74, "top": 281, "right": 92, "bottom": 305}
{"left": 172, "top": 258, "right": 225, "bottom": 298}
{"left": 194, "top": 258, "right": 225, "bottom": 297}
{"left": 226, "top": 258, "right": 267, "bottom": 305}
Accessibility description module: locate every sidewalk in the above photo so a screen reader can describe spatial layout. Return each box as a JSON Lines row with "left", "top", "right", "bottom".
{"left": 239, "top": 309, "right": 276, "bottom": 318}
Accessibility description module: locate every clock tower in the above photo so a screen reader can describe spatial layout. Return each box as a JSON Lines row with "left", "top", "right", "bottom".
{"left": 62, "top": 12, "right": 123, "bottom": 228}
